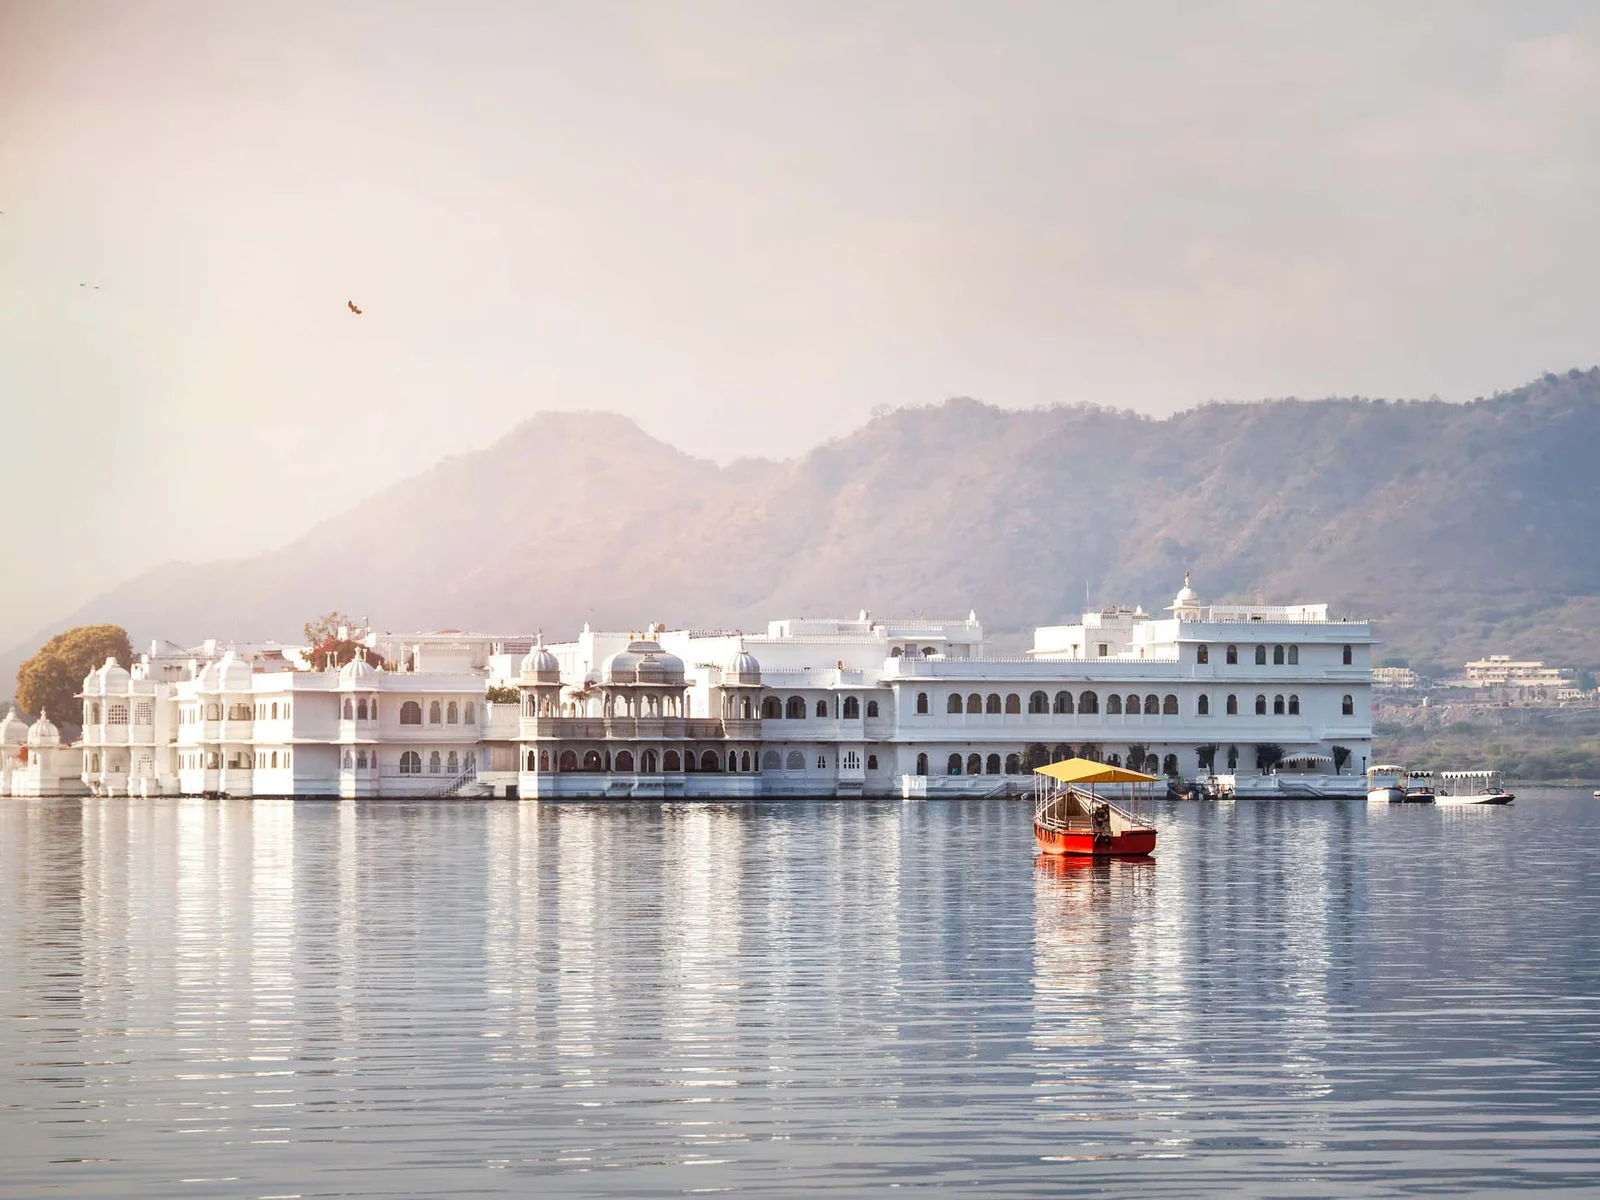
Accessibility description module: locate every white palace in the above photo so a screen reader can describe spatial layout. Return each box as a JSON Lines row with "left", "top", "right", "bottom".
{"left": 0, "top": 577, "right": 1375, "bottom": 800}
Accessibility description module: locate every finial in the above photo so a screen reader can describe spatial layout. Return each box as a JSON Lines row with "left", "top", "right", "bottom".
{"left": 1184, "top": 569, "right": 1190, "bottom": 587}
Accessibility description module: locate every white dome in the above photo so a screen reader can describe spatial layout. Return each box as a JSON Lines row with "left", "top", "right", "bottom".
{"left": 196, "top": 659, "right": 223, "bottom": 691}
{"left": 519, "top": 641, "right": 561, "bottom": 683}
{"left": 723, "top": 650, "right": 761, "bottom": 685}
{"left": 0, "top": 706, "right": 28, "bottom": 746}
{"left": 340, "top": 656, "right": 379, "bottom": 686}
{"left": 603, "top": 640, "right": 684, "bottom": 686}
{"left": 1171, "top": 571, "right": 1200, "bottom": 610}
{"left": 214, "top": 651, "right": 252, "bottom": 691}
{"left": 27, "top": 711, "right": 60, "bottom": 747}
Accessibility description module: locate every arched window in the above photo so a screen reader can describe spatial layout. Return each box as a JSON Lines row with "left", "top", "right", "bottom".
{"left": 1343, "top": 645, "right": 1353, "bottom": 665}
{"left": 1145, "top": 693, "right": 1160, "bottom": 715}
{"left": 761, "top": 750, "right": 781, "bottom": 771}
{"left": 1226, "top": 694, "right": 1238, "bottom": 715}
{"left": 357, "top": 749, "right": 368, "bottom": 768}
{"left": 843, "top": 696, "right": 860, "bottom": 719}
{"left": 1079, "top": 691, "right": 1099, "bottom": 714}
{"left": 428, "top": 700, "right": 442, "bottom": 724}
{"left": 741, "top": 750, "right": 751, "bottom": 772}
{"left": 738, "top": 696, "right": 751, "bottom": 719}
{"left": 1005, "top": 753, "right": 1021, "bottom": 774}
{"left": 916, "top": 752, "right": 928, "bottom": 776}
{"left": 343, "top": 750, "right": 354, "bottom": 769}
{"left": 816, "top": 699, "right": 829, "bottom": 718}
{"left": 760, "top": 696, "right": 780, "bottom": 719}
{"left": 269, "top": 751, "right": 278, "bottom": 768}
{"left": 786, "top": 696, "right": 805, "bottom": 719}
{"left": 1198, "top": 695, "right": 1210, "bottom": 716}
{"left": 947, "top": 753, "right": 963, "bottom": 775}
{"left": 1342, "top": 693, "right": 1355, "bottom": 716}
{"left": 1004, "top": 693, "right": 1021, "bottom": 714}
{"left": 464, "top": 701, "right": 475, "bottom": 724}
{"left": 1107, "top": 694, "right": 1123, "bottom": 715}
{"left": 1272, "top": 695, "right": 1285, "bottom": 715}
{"left": 343, "top": 698, "right": 354, "bottom": 719}
{"left": 1288, "top": 695, "right": 1300, "bottom": 715}
{"left": 967, "top": 693, "right": 982, "bottom": 714}
{"left": 560, "top": 750, "right": 578, "bottom": 771}
{"left": 1273, "top": 645, "right": 1284, "bottom": 665}
{"left": 1227, "top": 745, "right": 1239, "bottom": 769}
{"left": 1054, "top": 691, "right": 1073, "bottom": 714}
{"left": 615, "top": 750, "right": 635, "bottom": 773}
{"left": 400, "top": 750, "right": 421, "bottom": 774}
{"left": 1163, "top": 694, "right": 1178, "bottom": 715}
{"left": 1197, "top": 645, "right": 1210, "bottom": 664}
{"left": 985, "top": 753, "right": 1001, "bottom": 775}
{"left": 966, "top": 752, "right": 982, "bottom": 775}
{"left": 447, "top": 701, "right": 459, "bottom": 724}
{"left": 1163, "top": 753, "right": 1179, "bottom": 776}
{"left": 90, "top": 702, "right": 101, "bottom": 724}
{"left": 447, "top": 750, "right": 459, "bottom": 772}
{"left": 1028, "top": 691, "right": 1048, "bottom": 714}
{"left": 1255, "top": 694, "right": 1267, "bottom": 715}
{"left": 922, "top": 647, "right": 936, "bottom": 658}
{"left": 891, "top": 646, "right": 903, "bottom": 657}
{"left": 400, "top": 701, "right": 422, "bottom": 725}
{"left": 1107, "top": 753, "right": 1122, "bottom": 766}
{"left": 1287, "top": 646, "right": 1298, "bottom": 665}
{"left": 948, "top": 693, "right": 963, "bottom": 714}
{"left": 357, "top": 698, "right": 368, "bottom": 719}
{"left": 916, "top": 692, "right": 929, "bottom": 715}
{"left": 786, "top": 749, "right": 805, "bottom": 770}
{"left": 867, "top": 700, "right": 879, "bottom": 718}
{"left": 429, "top": 751, "right": 442, "bottom": 773}
{"left": 665, "top": 750, "right": 681, "bottom": 772}
{"left": 582, "top": 749, "right": 602, "bottom": 771}
{"left": 1226, "top": 645, "right": 1238, "bottom": 664}
{"left": 1255, "top": 646, "right": 1267, "bottom": 665}
{"left": 534, "top": 749, "right": 547, "bottom": 771}
{"left": 701, "top": 750, "right": 720, "bottom": 772}
{"left": 726, "top": 750, "right": 738, "bottom": 772}
{"left": 867, "top": 755, "right": 878, "bottom": 770}
{"left": 985, "top": 693, "right": 1001, "bottom": 714}
{"left": 1126, "top": 694, "right": 1141, "bottom": 715}
{"left": 269, "top": 702, "right": 278, "bottom": 720}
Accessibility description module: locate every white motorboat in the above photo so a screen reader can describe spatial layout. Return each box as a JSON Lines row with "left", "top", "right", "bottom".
{"left": 1435, "top": 770, "right": 1515, "bottom": 805}
{"left": 1366, "top": 764, "right": 1407, "bottom": 803}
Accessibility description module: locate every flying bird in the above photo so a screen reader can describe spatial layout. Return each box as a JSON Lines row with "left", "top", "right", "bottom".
{"left": 347, "top": 300, "right": 362, "bottom": 315}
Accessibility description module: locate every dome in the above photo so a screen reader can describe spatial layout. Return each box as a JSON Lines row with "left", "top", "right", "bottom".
{"left": 519, "top": 640, "right": 561, "bottom": 684}
{"left": 723, "top": 650, "right": 762, "bottom": 685}
{"left": 1170, "top": 571, "right": 1201, "bottom": 611}
{"left": 603, "top": 640, "right": 684, "bottom": 686}
{"left": 600, "top": 648, "right": 641, "bottom": 685}
{"left": 27, "top": 710, "right": 60, "bottom": 747}
{"left": 196, "top": 659, "right": 223, "bottom": 691}
{"left": 214, "top": 651, "right": 252, "bottom": 691}
{"left": 340, "top": 656, "right": 380, "bottom": 686}
{"left": 0, "top": 706, "right": 28, "bottom": 746}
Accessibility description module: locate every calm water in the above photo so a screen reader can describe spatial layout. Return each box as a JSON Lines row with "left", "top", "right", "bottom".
{"left": 2, "top": 792, "right": 1598, "bottom": 1198}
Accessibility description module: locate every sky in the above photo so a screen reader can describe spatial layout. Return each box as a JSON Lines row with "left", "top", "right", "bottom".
{"left": 2, "top": 0, "right": 1598, "bottom": 648}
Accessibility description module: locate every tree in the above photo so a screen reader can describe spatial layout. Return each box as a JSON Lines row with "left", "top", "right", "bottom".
{"left": 1332, "top": 745, "right": 1352, "bottom": 775}
{"left": 1255, "top": 743, "right": 1285, "bottom": 774}
{"left": 15, "top": 624, "right": 133, "bottom": 724}
{"left": 306, "top": 637, "right": 388, "bottom": 672}
{"left": 1577, "top": 668, "right": 1597, "bottom": 693}
{"left": 1196, "top": 743, "right": 1220, "bottom": 772}
{"left": 485, "top": 685, "right": 520, "bottom": 705}
{"left": 304, "top": 611, "right": 358, "bottom": 644}
{"left": 1125, "top": 743, "right": 1152, "bottom": 773}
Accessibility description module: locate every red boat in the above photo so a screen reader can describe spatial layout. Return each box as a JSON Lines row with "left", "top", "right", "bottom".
{"left": 1033, "top": 758, "right": 1159, "bottom": 857}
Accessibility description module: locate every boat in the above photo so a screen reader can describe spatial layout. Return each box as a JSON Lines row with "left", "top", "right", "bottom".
{"left": 1436, "top": 770, "right": 1515, "bottom": 805}
{"left": 1401, "top": 770, "right": 1436, "bottom": 803}
{"left": 1366, "top": 763, "right": 1407, "bottom": 803}
{"left": 1032, "top": 757, "right": 1158, "bottom": 856}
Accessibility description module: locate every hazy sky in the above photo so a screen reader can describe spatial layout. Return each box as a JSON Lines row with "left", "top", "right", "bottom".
{"left": 3, "top": 1, "right": 1597, "bottom": 646}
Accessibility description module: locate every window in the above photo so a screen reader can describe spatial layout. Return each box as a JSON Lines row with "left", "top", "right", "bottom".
{"left": 986, "top": 753, "right": 1001, "bottom": 775}
{"left": 343, "top": 698, "right": 354, "bottom": 719}
{"left": 916, "top": 692, "right": 929, "bottom": 715}
{"left": 867, "top": 755, "right": 878, "bottom": 770}
{"left": 1005, "top": 754, "right": 1021, "bottom": 774}
{"left": 786, "top": 696, "right": 805, "bottom": 719}
{"left": 270, "top": 702, "right": 278, "bottom": 720}
{"left": 1197, "top": 645, "right": 1210, "bottom": 664}
{"left": 1255, "top": 694, "right": 1267, "bottom": 715}
{"left": 867, "top": 700, "right": 879, "bottom": 718}
{"left": 1198, "top": 695, "right": 1210, "bottom": 716}
{"left": 429, "top": 751, "right": 442, "bottom": 773}
{"left": 812, "top": 754, "right": 824, "bottom": 771}
{"left": 400, "top": 750, "right": 421, "bottom": 774}
{"left": 616, "top": 750, "right": 635, "bottom": 772}
{"left": 1107, "top": 753, "right": 1121, "bottom": 766}
{"left": 891, "top": 646, "right": 903, "bottom": 657}
{"left": 1226, "top": 694, "right": 1238, "bottom": 715}
{"left": 90, "top": 702, "right": 101, "bottom": 724}
{"left": 843, "top": 750, "right": 860, "bottom": 771}
{"left": 1273, "top": 695, "right": 1285, "bottom": 715}
{"left": 1163, "top": 694, "right": 1178, "bottom": 715}
{"left": 1287, "top": 647, "right": 1298, "bottom": 666}
{"left": 270, "top": 750, "right": 278, "bottom": 768}
{"left": 356, "top": 698, "right": 368, "bottom": 720}
{"left": 665, "top": 750, "right": 681, "bottom": 772}
{"left": 1163, "top": 753, "right": 1178, "bottom": 777}
{"left": 584, "top": 750, "right": 603, "bottom": 771}
{"left": 1054, "top": 691, "right": 1073, "bottom": 714}
{"left": 1126, "top": 694, "right": 1140, "bottom": 715}
{"left": 702, "top": 750, "right": 720, "bottom": 772}
{"left": 1342, "top": 693, "right": 1355, "bottom": 716}
{"left": 762, "top": 697, "right": 781, "bottom": 718}
{"left": 1343, "top": 645, "right": 1353, "bottom": 665}
{"left": 1005, "top": 693, "right": 1021, "bottom": 714}
{"left": 843, "top": 696, "right": 860, "bottom": 719}
{"left": 786, "top": 750, "right": 805, "bottom": 770}
{"left": 1227, "top": 745, "right": 1239, "bottom": 769}
{"left": 1107, "top": 694, "right": 1123, "bottom": 715}
{"left": 445, "top": 700, "right": 459, "bottom": 724}
{"left": 1288, "top": 695, "right": 1300, "bottom": 715}
{"left": 107, "top": 703, "right": 128, "bottom": 724}
{"left": 343, "top": 750, "right": 354, "bottom": 769}
{"left": 429, "top": 700, "right": 442, "bottom": 724}
{"left": 559, "top": 750, "right": 578, "bottom": 771}
{"left": 464, "top": 701, "right": 475, "bottom": 725}
{"left": 1145, "top": 693, "right": 1159, "bottom": 715}
{"left": 986, "top": 693, "right": 1001, "bottom": 714}
{"left": 358, "top": 750, "right": 368, "bottom": 768}
{"left": 948, "top": 693, "right": 963, "bottom": 714}
{"left": 1028, "top": 691, "right": 1048, "bottom": 714}
{"left": 762, "top": 750, "right": 781, "bottom": 770}
{"left": 400, "top": 701, "right": 422, "bottom": 725}
{"left": 1273, "top": 645, "right": 1285, "bottom": 665}
{"left": 1226, "top": 645, "right": 1238, "bottom": 665}
{"left": 916, "top": 753, "right": 928, "bottom": 776}
{"left": 742, "top": 751, "right": 752, "bottom": 772}
{"left": 816, "top": 699, "right": 829, "bottom": 718}
{"left": 447, "top": 750, "right": 459, "bottom": 772}
{"left": 947, "top": 753, "right": 963, "bottom": 775}
{"left": 1255, "top": 646, "right": 1267, "bottom": 665}
{"left": 1079, "top": 691, "right": 1099, "bottom": 714}
{"left": 967, "top": 693, "right": 982, "bottom": 714}
{"left": 967, "top": 753, "right": 982, "bottom": 775}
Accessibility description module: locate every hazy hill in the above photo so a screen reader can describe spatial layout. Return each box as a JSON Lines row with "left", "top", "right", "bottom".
{"left": 9, "top": 368, "right": 1600, "bottom": 690}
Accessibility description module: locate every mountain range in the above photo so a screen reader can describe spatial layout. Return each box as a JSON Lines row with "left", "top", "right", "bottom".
{"left": 8, "top": 367, "right": 1600, "bottom": 693}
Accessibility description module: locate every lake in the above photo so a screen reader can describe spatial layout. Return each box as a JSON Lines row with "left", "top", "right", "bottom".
{"left": 3, "top": 791, "right": 1598, "bottom": 1197}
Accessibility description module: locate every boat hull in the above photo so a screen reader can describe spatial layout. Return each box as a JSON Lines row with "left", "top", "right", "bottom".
{"left": 1034, "top": 821, "right": 1156, "bottom": 857}
{"left": 1368, "top": 786, "right": 1406, "bottom": 803}
{"left": 1436, "top": 793, "right": 1515, "bottom": 805}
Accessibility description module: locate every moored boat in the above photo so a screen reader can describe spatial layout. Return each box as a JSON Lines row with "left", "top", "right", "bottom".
{"left": 1366, "top": 763, "right": 1407, "bottom": 803}
{"left": 1401, "top": 770, "right": 1436, "bottom": 803}
{"left": 1033, "top": 758, "right": 1158, "bottom": 856}
{"left": 1436, "top": 769, "right": 1515, "bottom": 805}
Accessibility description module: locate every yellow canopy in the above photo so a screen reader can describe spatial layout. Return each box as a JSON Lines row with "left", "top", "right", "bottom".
{"left": 1033, "top": 757, "right": 1160, "bottom": 784}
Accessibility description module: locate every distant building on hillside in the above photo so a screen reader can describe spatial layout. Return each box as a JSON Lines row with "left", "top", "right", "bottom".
{"left": 1372, "top": 666, "right": 1419, "bottom": 690}
{"left": 1462, "top": 655, "right": 1569, "bottom": 688}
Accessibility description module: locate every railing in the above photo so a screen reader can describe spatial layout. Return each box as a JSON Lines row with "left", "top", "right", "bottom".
{"left": 425, "top": 766, "right": 479, "bottom": 798}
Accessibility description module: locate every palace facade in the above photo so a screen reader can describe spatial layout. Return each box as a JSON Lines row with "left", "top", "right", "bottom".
{"left": 0, "top": 577, "right": 1374, "bottom": 799}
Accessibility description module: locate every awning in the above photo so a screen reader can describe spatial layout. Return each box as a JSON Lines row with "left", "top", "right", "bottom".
{"left": 1034, "top": 757, "right": 1160, "bottom": 784}
{"left": 1281, "top": 753, "right": 1333, "bottom": 767}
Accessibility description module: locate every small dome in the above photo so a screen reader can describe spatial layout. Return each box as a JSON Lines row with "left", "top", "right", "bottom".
{"left": 214, "top": 651, "right": 252, "bottom": 690}
{"left": 723, "top": 650, "right": 761, "bottom": 685}
{"left": 603, "top": 640, "right": 684, "bottom": 686}
{"left": 519, "top": 640, "right": 561, "bottom": 683}
{"left": 600, "top": 647, "right": 641, "bottom": 685}
{"left": 27, "top": 710, "right": 60, "bottom": 747}
{"left": 0, "top": 706, "right": 28, "bottom": 746}
{"left": 1170, "top": 570, "right": 1200, "bottom": 610}
{"left": 340, "top": 656, "right": 379, "bottom": 686}
{"left": 196, "top": 659, "right": 223, "bottom": 691}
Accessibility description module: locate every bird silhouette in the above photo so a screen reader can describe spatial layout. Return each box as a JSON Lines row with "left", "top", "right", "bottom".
{"left": 347, "top": 300, "right": 362, "bottom": 315}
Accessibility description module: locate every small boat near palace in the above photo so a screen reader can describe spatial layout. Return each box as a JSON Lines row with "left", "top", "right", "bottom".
{"left": 1033, "top": 758, "right": 1158, "bottom": 856}
{"left": 1402, "top": 770, "right": 1437, "bottom": 802}
{"left": 1435, "top": 770, "right": 1515, "bottom": 805}
{"left": 1366, "top": 764, "right": 1407, "bottom": 803}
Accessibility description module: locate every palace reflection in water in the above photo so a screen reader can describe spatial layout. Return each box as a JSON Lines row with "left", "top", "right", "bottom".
{"left": 3, "top": 794, "right": 1599, "bottom": 1197}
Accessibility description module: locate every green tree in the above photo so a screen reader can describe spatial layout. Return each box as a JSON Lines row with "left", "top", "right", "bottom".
{"left": 1332, "top": 745, "right": 1352, "bottom": 775}
{"left": 1195, "top": 743, "right": 1220, "bottom": 772}
{"left": 1125, "top": 743, "right": 1151, "bottom": 773}
{"left": 15, "top": 624, "right": 134, "bottom": 723}
{"left": 1577, "top": 668, "right": 1597, "bottom": 693}
{"left": 1255, "top": 743, "right": 1285, "bottom": 773}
